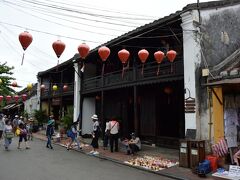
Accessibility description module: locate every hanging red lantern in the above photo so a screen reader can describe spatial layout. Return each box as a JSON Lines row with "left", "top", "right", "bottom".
{"left": 118, "top": 49, "right": 130, "bottom": 78}
{"left": 138, "top": 49, "right": 149, "bottom": 75}
{"left": 40, "top": 84, "right": 46, "bottom": 91}
{"left": 164, "top": 87, "right": 173, "bottom": 104}
{"left": 98, "top": 46, "right": 110, "bottom": 62}
{"left": 78, "top": 43, "right": 90, "bottom": 59}
{"left": 22, "top": 94, "right": 27, "bottom": 101}
{"left": 154, "top": 51, "right": 165, "bottom": 76}
{"left": 167, "top": 50, "right": 177, "bottom": 73}
{"left": 0, "top": 95, "right": 3, "bottom": 103}
{"left": 52, "top": 40, "right": 66, "bottom": 64}
{"left": 63, "top": 85, "right": 68, "bottom": 92}
{"left": 5, "top": 95, "right": 11, "bottom": 102}
{"left": 14, "top": 95, "right": 19, "bottom": 102}
{"left": 118, "top": 49, "right": 130, "bottom": 64}
{"left": 12, "top": 81, "right": 18, "bottom": 87}
{"left": 166, "top": 50, "right": 177, "bottom": 62}
{"left": 19, "top": 31, "right": 33, "bottom": 65}
{"left": 98, "top": 46, "right": 110, "bottom": 75}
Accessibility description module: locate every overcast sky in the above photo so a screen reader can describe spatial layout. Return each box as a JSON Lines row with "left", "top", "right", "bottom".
{"left": 0, "top": 0, "right": 217, "bottom": 90}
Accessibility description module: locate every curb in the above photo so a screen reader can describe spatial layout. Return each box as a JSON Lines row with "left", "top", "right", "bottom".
{"left": 34, "top": 134, "right": 188, "bottom": 180}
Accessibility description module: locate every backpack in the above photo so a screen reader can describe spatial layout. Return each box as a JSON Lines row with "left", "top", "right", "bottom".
{"left": 196, "top": 160, "right": 211, "bottom": 177}
{"left": 67, "top": 129, "right": 74, "bottom": 138}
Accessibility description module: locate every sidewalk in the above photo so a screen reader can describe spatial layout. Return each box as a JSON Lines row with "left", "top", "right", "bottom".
{"left": 33, "top": 131, "right": 214, "bottom": 180}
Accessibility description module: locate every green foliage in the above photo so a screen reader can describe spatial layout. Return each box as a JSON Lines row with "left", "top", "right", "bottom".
{"left": 61, "top": 106, "right": 73, "bottom": 130}
{"left": 0, "top": 62, "right": 15, "bottom": 96}
{"left": 33, "top": 109, "right": 48, "bottom": 126}
{"left": 21, "top": 110, "right": 29, "bottom": 120}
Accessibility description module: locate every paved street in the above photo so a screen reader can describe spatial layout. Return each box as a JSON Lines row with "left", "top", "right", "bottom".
{"left": 0, "top": 138, "right": 172, "bottom": 180}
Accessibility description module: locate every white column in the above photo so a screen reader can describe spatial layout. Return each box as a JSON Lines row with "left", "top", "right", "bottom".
{"left": 73, "top": 63, "right": 81, "bottom": 122}
{"left": 181, "top": 11, "right": 201, "bottom": 134}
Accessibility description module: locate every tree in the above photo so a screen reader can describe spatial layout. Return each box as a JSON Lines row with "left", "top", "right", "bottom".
{"left": 0, "top": 62, "right": 15, "bottom": 96}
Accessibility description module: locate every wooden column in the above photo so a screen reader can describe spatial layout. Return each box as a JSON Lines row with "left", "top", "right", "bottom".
{"left": 212, "top": 87, "right": 224, "bottom": 143}
{"left": 133, "top": 55, "right": 139, "bottom": 136}
{"left": 134, "top": 86, "right": 139, "bottom": 136}
{"left": 60, "top": 71, "right": 63, "bottom": 119}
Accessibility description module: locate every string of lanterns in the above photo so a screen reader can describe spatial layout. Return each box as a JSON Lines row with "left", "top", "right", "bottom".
{"left": 0, "top": 94, "right": 28, "bottom": 103}
{"left": 18, "top": 31, "right": 177, "bottom": 74}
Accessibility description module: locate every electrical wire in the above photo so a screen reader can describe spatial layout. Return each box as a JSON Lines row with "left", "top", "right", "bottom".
{"left": 3, "top": 2, "right": 122, "bottom": 37}
{"left": 14, "top": 0, "right": 155, "bottom": 21}
{"left": 3, "top": 0, "right": 143, "bottom": 27}
{"left": 39, "top": 0, "right": 157, "bottom": 19}
{"left": 0, "top": 25, "right": 56, "bottom": 69}
{"left": 0, "top": 21, "right": 103, "bottom": 44}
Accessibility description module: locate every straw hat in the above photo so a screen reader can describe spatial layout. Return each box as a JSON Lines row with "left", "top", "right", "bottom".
{"left": 91, "top": 114, "right": 98, "bottom": 120}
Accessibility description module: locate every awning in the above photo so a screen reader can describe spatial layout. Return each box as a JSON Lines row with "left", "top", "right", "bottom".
{"left": 203, "top": 78, "right": 240, "bottom": 86}
{"left": 2, "top": 104, "right": 16, "bottom": 110}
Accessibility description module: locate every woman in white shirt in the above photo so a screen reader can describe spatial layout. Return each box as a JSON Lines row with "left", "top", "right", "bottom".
{"left": 3, "top": 119, "right": 13, "bottom": 150}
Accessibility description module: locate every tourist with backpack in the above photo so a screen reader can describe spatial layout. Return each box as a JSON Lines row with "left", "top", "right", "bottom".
{"left": 109, "top": 118, "right": 120, "bottom": 153}
{"left": 17, "top": 123, "right": 30, "bottom": 149}
{"left": 67, "top": 121, "right": 81, "bottom": 150}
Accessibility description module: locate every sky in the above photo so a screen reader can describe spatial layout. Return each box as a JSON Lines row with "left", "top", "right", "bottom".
{"left": 0, "top": 0, "right": 218, "bottom": 91}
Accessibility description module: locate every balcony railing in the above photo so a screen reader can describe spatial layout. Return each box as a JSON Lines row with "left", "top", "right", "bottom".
{"left": 83, "top": 59, "right": 183, "bottom": 94}
{"left": 41, "top": 83, "right": 74, "bottom": 99}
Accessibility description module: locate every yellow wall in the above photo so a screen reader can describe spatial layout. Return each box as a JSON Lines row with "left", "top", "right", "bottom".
{"left": 41, "top": 102, "right": 49, "bottom": 115}
{"left": 212, "top": 87, "right": 224, "bottom": 143}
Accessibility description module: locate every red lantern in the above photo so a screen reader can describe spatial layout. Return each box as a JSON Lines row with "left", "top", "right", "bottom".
{"left": 167, "top": 50, "right": 177, "bottom": 73}
{"left": 19, "top": 31, "right": 33, "bottom": 65}
{"left": 22, "top": 94, "right": 27, "bottom": 101}
{"left": 12, "top": 81, "right": 17, "bottom": 87}
{"left": 0, "top": 95, "right": 3, "bottom": 103}
{"left": 78, "top": 43, "right": 90, "bottom": 59}
{"left": 154, "top": 51, "right": 165, "bottom": 76}
{"left": 164, "top": 87, "right": 173, "bottom": 104}
{"left": 118, "top": 49, "right": 130, "bottom": 78}
{"left": 63, "top": 85, "right": 68, "bottom": 92}
{"left": 166, "top": 50, "right": 177, "bottom": 62}
{"left": 138, "top": 49, "right": 149, "bottom": 75}
{"left": 40, "top": 84, "right": 46, "bottom": 91}
{"left": 5, "top": 95, "right": 11, "bottom": 102}
{"left": 118, "top": 49, "right": 130, "bottom": 64}
{"left": 98, "top": 46, "right": 110, "bottom": 75}
{"left": 52, "top": 40, "right": 66, "bottom": 64}
{"left": 14, "top": 95, "right": 19, "bottom": 102}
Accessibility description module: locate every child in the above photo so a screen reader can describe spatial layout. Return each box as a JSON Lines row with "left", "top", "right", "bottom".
{"left": 18, "top": 123, "right": 30, "bottom": 149}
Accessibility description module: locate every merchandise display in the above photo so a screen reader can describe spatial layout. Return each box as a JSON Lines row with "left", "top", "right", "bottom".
{"left": 124, "top": 155, "right": 179, "bottom": 171}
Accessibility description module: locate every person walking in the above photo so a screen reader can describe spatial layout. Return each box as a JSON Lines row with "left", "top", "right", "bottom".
{"left": 103, "top": 119, "right": 110, "bottom": 150}
{"left": 0, "top": 114, "right": 5, "bottom": 143}
{"left": 17, "top": 123, "right": 30, "bottom": 149}
{"left": 90, "top": 114, "right": 100, "bottom": 155}
{"left": 26, "top": 118, "right": 34, "bottom": 141}
{"left": 3, "top": 119, "right": 14, "bottom": 151}
{"left": 109, "top": 118, "right": 120, "bottom": 153}
{"left": 67, "top": 121, "right": 81, "bottom": 150}
{"left": 12, "top": 115, "right": 19, "bottom": 134}
{"left": 46, "top": 118, "right": 54, "bottom": 149}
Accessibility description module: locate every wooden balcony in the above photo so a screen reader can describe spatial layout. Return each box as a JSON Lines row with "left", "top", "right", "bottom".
{"left": 40, "top": 83, "right": 74, "bottom": 99}
{"left": 82, "top": 59, "right": 184, "bottom": 94}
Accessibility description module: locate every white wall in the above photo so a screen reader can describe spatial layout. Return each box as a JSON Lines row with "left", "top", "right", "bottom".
{"left": 24, "top": 95, "right": 40, "bottom": 116}
{"left": 82, "top": 97, "right": 95, "bottom": 135}
{"left": 181, "top": 10, "right": 201, "bottom": 136}
{"left": 73, "top": 63, "right": 80, "bottom": 122}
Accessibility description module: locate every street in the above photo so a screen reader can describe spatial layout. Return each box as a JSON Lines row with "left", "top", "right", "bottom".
{"left": 0, "top": 138, "right": 172, "bottom": 180}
